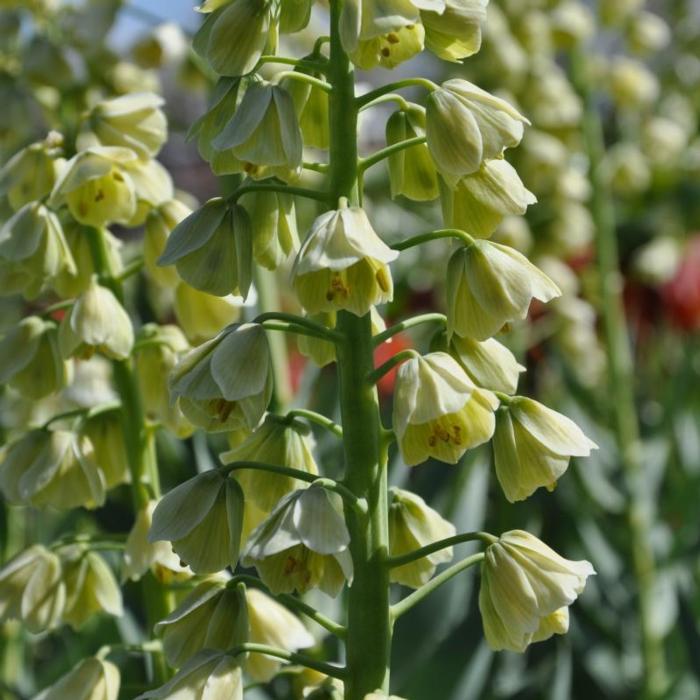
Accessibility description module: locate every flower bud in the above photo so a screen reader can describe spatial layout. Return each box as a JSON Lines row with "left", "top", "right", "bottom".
{"left": 0, "top": 130, "right": 63, "bottom": 210}
{"left": 493, "top": 397, "right": 597, "bottom": 503}
{"left": 59, "top": 277, "right": 134, "bottom": 361}
{"left": 0, "top": 429, "right": 106, "bottom": 510}
{"left": 392, "top": 352, "right": 498, "bottom": 466}
{"left": 212, "top": 83, "right": 302, "bottom": 176}
{"left": 134, "top": 324, "right": 193, "bottom": 437}
{"left": 0, "top": 545, "right": 65, "bottom": 633}
{"left": 242, "top": 485, "right": 353, "bottom": 596}
{"left": 388, "top": 487, "right": 456, "bottom": 588}
{"left": 79, "top": 409, "right": 130, "bottom": 488}
{"left": 34, "top": 657, "right": 120, "bottom": 700}
{"left": 241, "top": 190, "right": 300, "bottom": 270}
{"left": 608, "top": 57, "right": 659, "bottom": 109}
{"left": 59, "top": 546, "right": 123, "bottom": 629}
{"left": 149, "top": 470, "right": 244, "bottom": 573}
{"left": 440, "top": 160, "right": 536, "bottom": 238}
{"left": 0, "top": 202, "right": 76, "bottom": 298}
{"left": 0, "top": 316, "right": 70, "bottom": 398}
{"left": 158, "top": 198, "right": 253, "bottom": 298}
{"left": 173, "top": 283, "right": 243, "bottom": 345}
{"left": 50, "top": 146, "right": 139, "bottom": 228}
{"left": 131, "top": 22, "right": 189, "bottom": 69}
{"left": 350, "top": 23, "right": 425, "bottom": 70}
{"left": 194, "top": 0, "right": 274, "bottom": 77}
{"left": 421, "top": 0, "right": 487, "bottom": 62}
{"left": 292, "top": 202, "right": 398, "bottom": 317}
{"left": 426, "top": 80, "right": 529, "bottom": 182}
{"left": 156, "top": 578, "right": 249, "bottom": 668}
{"left": 169, "top": 323, "right": 273, "bottom": 433}
{"left": 221, "top": 414, "right": 318, "bottom": 512}
{"left": 124, "top": 500, "right": 193, "bottom": 583}
{"left": 478, "top": 530, "right": 595, "bottom": 652}
{"left": 550, "top": 1, "right": 594, "bottom": 48}
{"left": 627, "top": 11, "right": 670, "bottom": 55}
{"left": 446, "top": 241, "right": 561, "bottom": 340}
{"left": 279, "top": 0, "right": 313, "bottom": 33}
{"left": 385, "top": 106, "right": 439, "bottom": 202}
{"left": 136, "top": 650, "right": 242, "bottom": 700}
{"left": 78, "top": 92, "right": 167, "bottom": 159}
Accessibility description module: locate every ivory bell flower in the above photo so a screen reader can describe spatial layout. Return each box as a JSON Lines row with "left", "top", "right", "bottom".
{"left": 388, "top": 487, "right": 456, "bottom": 588}
{"left": 58, "top": 276, "right": 134, "bottom": 361}
{"left": 35, "top": 657, "right": 120, "bottom": 700}
{"left": 0, "top": 316, "right": 70, "bottom": 399}
{"left": 149, "top": 470, "right": 244, "bottom": 574}
{"left": 79, "top": 409, "right": 130, "bottom": 488}
{"left": 426, "top": 79, "right": 529, "bottom": 182}
{"left": 493, "top": 397, "right": 598, "bottom": 503}
{"left": 242, "top": 485, "right": 353, "bottom": 597}
{"left": 478, "top": 530, "right": 595, "bottom": 652}
{"left": 136, "top": 650, "right": 242, "bottom": 700}
{"left": 169, "top": 323, "right": 272, "bottom": 433}
{"left": 292, "top": 201, "right": 398, "bottom": 317}
{"left": 446, "top": 241, "right": 561, "bottom": 341}
{"left": 173, "top": 283, "right": 243, "bottom": 345}
{"left": 0, "top": 545, "right": 65, "bottom": 633}
{"left": 221, "top": 414, "right": 318, "bottom": 512}
{"left": 350, "top": 23, "right": 425, "bottom": 70}
{"left": 392, "top": 352, "right": 499, "bottom": 466}
{"left": 421, "top": 0, "right": 487, "bottom": 62}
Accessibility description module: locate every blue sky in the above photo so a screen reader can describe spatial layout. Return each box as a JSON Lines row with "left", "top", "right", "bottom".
{"left": 112, "top": 0, "right": 200, "bottom": 45}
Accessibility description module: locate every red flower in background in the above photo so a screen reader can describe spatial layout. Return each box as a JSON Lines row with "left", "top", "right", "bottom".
{"left": 374, "top": 332, "right": 412, "bottom": 398}
{"left": 661, "top": 234, "right": 700, "bottom": 332}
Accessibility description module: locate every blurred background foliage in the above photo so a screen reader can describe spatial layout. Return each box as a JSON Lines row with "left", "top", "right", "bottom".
{"left": 1, "top": 1, "right": 700, "bottom": 699}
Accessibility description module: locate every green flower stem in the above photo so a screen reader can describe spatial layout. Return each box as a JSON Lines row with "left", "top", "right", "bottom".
{"left": 328, "top": 3, "right": 393, "bottom": 695}
{"left": 260, "top": 321, "right": 338, "bottom": 341}
{"left": 359, "top": 135, "right": 427, "bottom": 173}
{"left": 255, "top": 311, "right": 343, "bottom": 342}
{"left": 41, "top": 402, "right": 121, "bottom": 429}
{"left": 571, "top": 51, "right": 668, "bottom": 700}
{"left": 39, "top": 298, "right": 74, "bottom": 317}
{"left": 228, "top": 643, "right": 346, "bottom": 680}
{"left": 391, "top": 228, "right": 475, "bottom": 252}
{"left": 368, "top": 349, "right": 421, "bottom": 385}
{"left": 273, "top": 71, "right": 333, "bottom": 93}
{"left": 358, "top": 93, "right": 410, "bottom": 113}
{"left": 303, "top": 160, "right": 330, "bottom": 173}
{"left": 286, "top": 408, "right": 343, "bottom": 438}
{"left": 386, "top": 532, "right": 495, "bottom": 569}
{"left": 226, "top": 574, "right": 347, "bottom": 638}
{"left": 391, "top": 552, "right": 485, "bottom": 620}
{"left": 230, "top": 183, "right": 331, "bottom": 204}
{"left": 355, "top": 78, "right": 439, "bottom": 109}
{"left": 97, "top": 640, "right": 163, "bottom": 660}
{"left": 258, "top": 55, "right": 327, "bottom": 73}
{"left": 116, "top": 257, "right": 144, "bottom": 282}
{"left": 373, "top": 313, "right": 447, "bottom": 346}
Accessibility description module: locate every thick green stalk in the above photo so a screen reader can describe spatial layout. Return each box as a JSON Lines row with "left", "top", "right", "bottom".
{"left": 571, "top": 52, "right": 667, "bottom": 699}
{"left": 328, "top": 2, "right": 393, "bottom": 696}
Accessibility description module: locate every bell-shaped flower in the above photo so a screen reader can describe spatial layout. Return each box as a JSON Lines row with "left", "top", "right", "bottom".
{"left": 392, "top": 352, "right": 499, "bottom": 466}
{"left": 0, "top": 429, "right": 106, "bottom": 510}
{"left": 156, "top": 577, "right": 249, "bottom": 668}
{"left": 292, "top": 201, "right": 398, "bottom": 317}
{"left": 279, "top": 0, "right": 313, "bottom": 33}
{"left": 59, "top": 546, "right": 123, "bottom": 629}
{"left": 221, "top": 414, "right": 318, "bottom": 512}
{"left": 124, "top": 500, "right": 193, "bottom": 583}
{"left": 284, "top": 69, "right": 330, "bottom": 149}
{"left": 241, "top": 189, "right": 299, "bottom": 270}
{"left": 0, "top": 316, "right": 71, "bottom": 399}
{"left": 122, "top": 157, "right": 175, "bottom": 227}
{"left": 426, "top": 79, "right": 529, "bottom": 182}
{"left": 446, "top": 241, "right": 561, "bottom": 341}
{"left": 350, "top": 23, "right": 425, "bottom": 70}
{"left": 158, "top": 198, "right": 253, "bottom": 298}
{"left": 49, "top": 146, "right": 139, "bottom": 228}
{"left": 212, "top": 83, "right": 302, "bottom": 176}
{"left": 79, "top": 409, "right": 130, "bottom": 489}
{"left": 174, "top": 283, "right": 243, "bottom": 345}
{"left": 0, "top": 130, "right": 63, "bottom": 210}
{"left": 440, "top": 159, "right": 537, "bottom": 238}
{"left": 136, "top": 650, "right": 243, "bottom": 700}
{"left": 169, "top": 323, "right": 272, "bottom": 433}
{"left": 134, "top": 324, "right": 193, "bottom": 438}
{"left": 149, "top": 470, "right": 244, "bottom": 573}
{"left": 145, "top": 199, "right": 193, "bottom": 287}
{"left": 242, "top": 485, "right": 353, "bottom": 597}
{"left": 78, "top": 92, "right": 167, "bottom": 159}
{"left": 34, "top": 657, "right": 120, "bottom": 700}
{"left": 0, "top": 202, "right": 76, "bottom": 299}
{"left": 478, "top": 530, "right": 595, "bottom": 652}
{"left": 493, "top": 397, "right": 597, "bottom": 503}
{"left": 388, "top": 487, "right": 456, "bottom": 588}
{"left": 59, "top": 276, "right": 134, "bottom": 361}
{"left": 131, "top": 21, "right": 189, "bottom": 69}
{"left": 385, "top": 105, "right": 438, "bottom": 202}
{"left": 421, "top": 0, "right": 487, "bottom": 62}
{"left": 0, "top": 545, "right": 65, "bottom": 633}
{"left": 194, "top": 0, "right": 274, "bottom": 77}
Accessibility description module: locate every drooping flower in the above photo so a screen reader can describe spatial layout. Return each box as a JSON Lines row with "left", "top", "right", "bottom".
{"left": 421, "top": 0, "right": 487, "bottom": 62}
{"left": 34, "top": 657, "right": 120, "bottom": 700}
